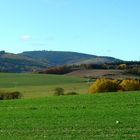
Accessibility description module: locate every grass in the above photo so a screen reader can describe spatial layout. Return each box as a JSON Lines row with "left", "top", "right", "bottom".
{"left": 0, "top": 73, "right": 85, "bottom": 87}
{"left": 0, "top": 73, "right": 89, "bottom": 98}
{"left": 0, "top": 91, "right": 140, "bottom": 139}
{"left": 1, "top": 72, "right": 140, "bottom": 139}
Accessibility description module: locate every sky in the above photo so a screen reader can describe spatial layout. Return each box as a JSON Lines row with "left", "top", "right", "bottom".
{"left": 0, "top": 0, "right": 140, "bottom": 60}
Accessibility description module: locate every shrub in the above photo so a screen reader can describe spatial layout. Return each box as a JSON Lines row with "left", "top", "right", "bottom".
{"left": 54, "top": 87, "right": 64, "bottom": 96}
{"left": 0, "top": 91, "right": 22, "bottom": 100}
{"left": 89, "top": 78, "right": 140, "bottom": 93}
{"left": 89, "top": 78, "right": 119, "bottom": 93}
{"left": 118, "top": 64, "right": 127, "bottom": 70}
{"left": 66, "top": 92, "right": 78, "bottom": 96}
{"left": 120, "top": 79, "right": 140, "bottom": 91}
{"left": 39, "top": 65, "right": 72, "bottom": 74}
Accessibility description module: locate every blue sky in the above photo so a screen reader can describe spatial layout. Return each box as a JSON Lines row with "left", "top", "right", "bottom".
{"left": 0, "top": 0, "right": 140, "bottom": 60}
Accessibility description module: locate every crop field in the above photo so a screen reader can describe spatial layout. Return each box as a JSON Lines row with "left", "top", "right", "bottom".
{"left": 0, "top": 91, "right": 140, "bottom": 139}
{"left": 0, "top": 73, "right": 89, "bottom": 98}
{"left": 66, "top": 69, "right": 140, "bottom": 79}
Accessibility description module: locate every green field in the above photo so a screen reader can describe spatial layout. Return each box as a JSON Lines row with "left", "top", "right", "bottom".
{"left": 0, "top": 91, "right": 140, "bottom": 139}
{"left": 0, "top": 73, "right": 89, "bottom": 98}
{"left": 0, "top": 73, "right": 140, "bottom": 139}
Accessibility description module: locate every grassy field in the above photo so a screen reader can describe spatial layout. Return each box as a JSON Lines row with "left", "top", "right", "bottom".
{"left": 0, "top": 73, "right": 140, "bottom": 139}
{"left": 0, "top": 73, "right": 89, "bottom": 98}
{"left": 0, "top": 91, "right": 140, "bottom": 139}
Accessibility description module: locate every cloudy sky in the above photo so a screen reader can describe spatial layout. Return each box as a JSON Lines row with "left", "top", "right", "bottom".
{"left": 0, "top": 0, "right": 140, "bottom": 60}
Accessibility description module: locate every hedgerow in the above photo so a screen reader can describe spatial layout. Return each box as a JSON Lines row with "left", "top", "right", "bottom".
{"left": 0, "top": 91, "right": 22, "bottom": 100}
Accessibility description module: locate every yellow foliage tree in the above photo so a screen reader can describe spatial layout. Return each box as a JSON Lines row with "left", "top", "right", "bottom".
{"left": 89, "top": 78, "right": 119, "bottom": 93}
{"left": 118, "top": 64, "right": 127, "bottom": 70}
{"left": 120, "top": 79, "right": 140, "bottom": 91}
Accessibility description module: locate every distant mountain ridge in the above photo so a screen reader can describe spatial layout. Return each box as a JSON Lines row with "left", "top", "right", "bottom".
{"left": 0, "top": 50, "right": 122, "bottom": 72}
{"left": 21, "top": 51, "right": 122, "bottom": 66}
{"left": 20, "top": 51, "right": 97, "bottom": 66}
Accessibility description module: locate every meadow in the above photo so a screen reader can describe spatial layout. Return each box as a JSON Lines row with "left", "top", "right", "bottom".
{"left": 0, "top": 91, "right": 140, "bottom": 139}
{"left": 0, "top": 73, "right": 140, "bottom": 139}
{"left": 0, "top": 73, "right": 89, "bottom": 98}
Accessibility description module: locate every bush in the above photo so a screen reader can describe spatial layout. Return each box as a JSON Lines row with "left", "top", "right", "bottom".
{"left": 89, "top": 78, "right": 140, "bottom": 93}
{"left": 0, "top": 91, "right": 22, "bottom": 100}
{"left": 118, "top": 64, "right": 127, "bottom": 70}
{"left": 66, "top": 92, "right": 78, "bottom": 96}
{"left": 120, "top": 79, "right": 140, "bottom": 91}
{"left": 89, "top": 78, "right": 119, "bottom": 93}
{"left": 39, "top": 65, "right": 72, "bottom": 74}
{"left": 54, "top": 87, "right": 64, "bottom": 96}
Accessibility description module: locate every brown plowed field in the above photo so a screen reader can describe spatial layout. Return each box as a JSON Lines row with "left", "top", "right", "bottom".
{"left": 66, "top": 69, "right": 140, "bottom": 79}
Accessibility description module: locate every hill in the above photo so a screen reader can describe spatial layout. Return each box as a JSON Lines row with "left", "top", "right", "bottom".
{"left": 20, "top": 51, "right": 97, "bottom": 66}
{"left": 0, "top": 51, "right": 47, "bottom": 72}
{"left": 0, "top": 91, "right": 140, "bottom": 139}
{"left": 73, "top": 56, "right": 122, "bottom": 65}
{"left": 21, "top": 50, "right": 121, "bottom": 66}
{"left": 0, "top": 50, "right": 122, "bottom": 72}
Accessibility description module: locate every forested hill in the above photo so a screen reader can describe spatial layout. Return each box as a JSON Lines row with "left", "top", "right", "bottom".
{"left": 0, "top": 50, "right": 122, "bottom": 72}
{"left": 0, "top": 51, "right": 47, "bottom": 72}
{"left": 20, "top": 51, "right": 121, "bottom": 66}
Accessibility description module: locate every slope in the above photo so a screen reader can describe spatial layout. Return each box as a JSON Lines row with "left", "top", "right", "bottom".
{"left": 0, "top": 91, "right": 140, "bottom": 139}
{"left": 20, "top": 50, "right": 121, "bottom": 66}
